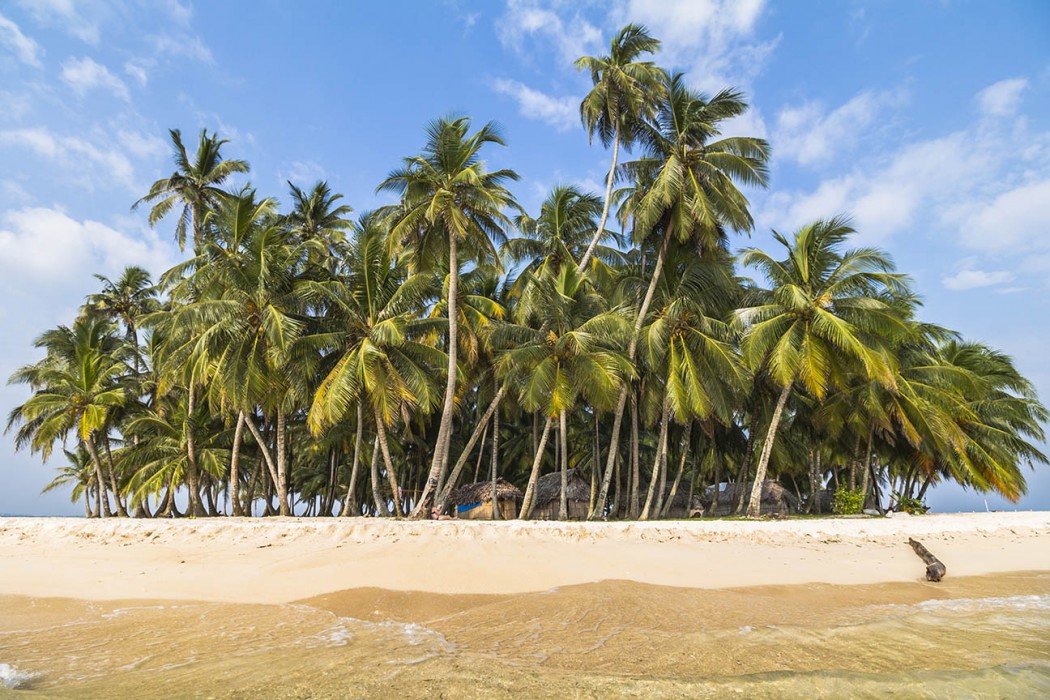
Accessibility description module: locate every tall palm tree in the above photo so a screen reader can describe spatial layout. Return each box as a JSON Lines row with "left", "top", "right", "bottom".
{"left": 86, "top": 265, "right": 160, "bottom": 374}
{"left": 135, "top": 128, "right": 249, "bottom": 253}
{"left": 592, "top": 73, "right": 769, "bottom": 518}
{"left": 378, "top": 116, "right": 519, "bottom": 518}
{"left": 306, "top": 213, "right": 444, "bottom": 516}
{"left": 735, "top": 217, "right": 910, "bottom": 516}
{"left": 575, "top": 24, "right": 665, "bottom": 273}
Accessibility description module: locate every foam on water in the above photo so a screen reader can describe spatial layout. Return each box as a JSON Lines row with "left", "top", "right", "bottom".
{"left": 0, "top": 663, "right": 34, "bottom": 690}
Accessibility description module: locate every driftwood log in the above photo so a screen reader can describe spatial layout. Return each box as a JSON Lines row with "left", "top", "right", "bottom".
{"left": 908, "top": 538, "right": 946, "bottom": 582}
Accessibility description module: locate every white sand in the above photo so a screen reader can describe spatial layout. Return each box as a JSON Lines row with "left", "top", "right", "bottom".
{"left": 0, "top": 512, "right": 1047, "bottom": 604}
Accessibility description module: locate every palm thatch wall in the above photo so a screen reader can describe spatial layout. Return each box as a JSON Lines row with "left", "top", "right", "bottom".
{"left": 704, "top": 480, "right": 800, "bottom": 517}
{"left": 449, "top": 477, "right": 523, "bottom": 520}
{"left": 531, "top": 468, "right": 591, "bottom": 520}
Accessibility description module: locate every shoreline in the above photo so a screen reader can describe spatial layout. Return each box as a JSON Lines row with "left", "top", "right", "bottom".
{"left": 1, "top": 512, "right": 1048, "bottom": 604}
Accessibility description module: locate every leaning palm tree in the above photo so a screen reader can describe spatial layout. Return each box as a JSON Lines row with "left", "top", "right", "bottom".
{"left": 592, "top": 73, "right": 769, "bottom": 518}
{"left": 735, "top": 217, "right": 910, "bottom": 517}
{"left": 575, "top": 24, "right": 665, "bottom": 272}
{"left": 134, "top": 128, "right": 249, "bottom": 253}
{"left": 378, "top": 116, "right": 519, "bottom": 518}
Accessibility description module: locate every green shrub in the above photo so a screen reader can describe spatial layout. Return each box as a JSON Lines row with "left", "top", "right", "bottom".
{"left": 893, "top": 493, "right": 928, "bottom": 514}
{"left": 832, "top": 487, "right": 865, "bottom": 514}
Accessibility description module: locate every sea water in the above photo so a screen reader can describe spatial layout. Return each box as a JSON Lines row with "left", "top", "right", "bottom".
{"left": 1, "top": 574, "right": 1047, "bottom": 699}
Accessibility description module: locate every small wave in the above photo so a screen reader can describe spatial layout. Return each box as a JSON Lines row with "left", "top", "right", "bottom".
{"left": 0, "top": 663, "right": 35, "bottom": 690}
{"left": 915, "top": 594, "right": 1050, "bottom": 613}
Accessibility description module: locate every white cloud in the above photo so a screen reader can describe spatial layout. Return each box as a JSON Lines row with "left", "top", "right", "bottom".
{"left": 117, "top": 130, "right": 166, "bottom": 161}
{"left": 976, "top": 77, "right": 1028, "bottom": 117}
{"left": 280, "top": 160, "right": 327, "bottom": 188}
{"left": 60, "top": 56, "right": 130, "bottom": 101}
{"left": 493, "top": 78, "right": 578, "bottom": 131}
{"left": 124, "top": 60, "right": 149, "bottom": 86}
{"left": 616, "top": 0, "right": 775, "bottom": 92}
{"left": 497, "top": 0, "right": 602, "bottom": 64}
{"left": 775, "top": 90, "right": 902, "bottom": 167}
{"left": 959, "top": 178, "right": 1050, "bottom": 253}
{"left": 942, "top": 268, "right": 1015, "bottom": 291}
{"left": 15, "top": 0, "right": 100, "bottom": 44}
{"left": 0, "top": 127, "right": 137, "bottom": 191}
{"left": 0, "top": 13, "right": 43, "bottom": 67}
{"left": 149, "top": 32, "right": 213, "bottom": 63}
{"left": 0, "top": 207, "right": 177, "bottom": 291}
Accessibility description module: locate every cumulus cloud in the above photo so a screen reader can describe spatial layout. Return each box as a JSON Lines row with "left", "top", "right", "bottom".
{"left": 60, "top": 56, "right": 130, "bottom": 101}
{"left": 976, "top": 77, "right": 1028, "bottom": 117}
{"left": 497, "top": 0, "right": 603, "bottom": 64}
{"left": 0, "top": 127, "right": 138, "bottom": 191}
{"left": 942, "top": 267, "right": 1015, "bottom": 291}
{"left": 493, "top": 78, "right": 578, "bottom": 131}
{"left": 0, "top": 207, "right": 177, "bottom": 294}
{"left": 124, "top": 60, "right": 150, "bottom": 86}
{"left": 0, "top": 13, "right": 43, "bottom": 67}
{"left": 959, "top": 178, "right": 1050, "bottom": 253}
{"left": 615, "top": 0, "right": 775, "bottom": 92}
{"left": 775, "top": 90, "right": 903, "bottom": 167}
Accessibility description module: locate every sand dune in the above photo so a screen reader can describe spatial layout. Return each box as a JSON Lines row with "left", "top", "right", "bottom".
{"left": 0, "top": 512, "right": 1047, "bottom": 604}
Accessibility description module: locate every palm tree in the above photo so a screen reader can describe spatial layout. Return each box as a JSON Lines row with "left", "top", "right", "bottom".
{"left": 575, "top": 24, "right": 665, "bottom": 273}
{"left": 735, "top": 217, "right": 910, "bottom": 517}
{"left": 306, "top": 213, "right": 444, "bottom": 516}
{"left": 379, "top": 116, "right": 519, "bottom": 518}
{"left": 592, "top": 73, "right": 769, "bottom": 518}
{"left": 86, "top": 266, "right": 160, "bottom": 374}
{"left": 7, "top": 316, "right": 127, "bottom": 517}
{"left": 135, "top": 128, "right": 249, "bottom": 253}
{"left": 285, "top": 180, "right": 354, "bottom": 265}
{"left": 496, "top": 265, "right": 632, "bottom": 519}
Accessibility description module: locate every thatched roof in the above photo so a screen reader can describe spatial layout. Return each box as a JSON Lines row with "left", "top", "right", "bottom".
{"left": 449, "top": 477, "right": 523, "bottom": 505}
{"left": 707, "top": 480, "right": 800, "bottom": 508}
{"left": 533, "top": 468, "right": 590, "bottom": 507}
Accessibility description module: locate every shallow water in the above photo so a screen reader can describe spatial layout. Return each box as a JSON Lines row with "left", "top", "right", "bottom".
{"left": 1, "top": 573, "right": 1048, "bottom": 698}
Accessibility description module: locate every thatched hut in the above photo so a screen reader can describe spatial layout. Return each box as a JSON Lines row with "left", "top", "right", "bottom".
{"left": 703, "top": 480, "right": 800, "bottom": 517}
{"left": 530, "top": 468, "right": 590, "bottom": 520}
{"left": 449, "top": 478, "right": 523, "bottom": 520}
{"left": 661, "top": 485, "right": 706, "bottom": 518}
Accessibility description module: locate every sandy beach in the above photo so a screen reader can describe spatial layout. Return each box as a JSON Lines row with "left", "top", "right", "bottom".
{"left": 2, "top": 513, "right": 1050, "bottom": 698}
{"left": 1, "top": 512, "right": 1048, "bottom": 603}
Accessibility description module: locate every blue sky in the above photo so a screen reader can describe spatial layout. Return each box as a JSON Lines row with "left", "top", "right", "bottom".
{"left": 1, "top": 0, "right": 1048, "bottom": 515}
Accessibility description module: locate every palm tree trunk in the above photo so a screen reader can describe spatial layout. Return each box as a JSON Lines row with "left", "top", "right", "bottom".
{"left": 369, "top": 436, "right": 386, "bottom": 516}
{"left": 807, "top": 448, "right": 822, "bottom": 514}
{"left": 103, "top": 436, "right": 128, "bottom": 517}
{"left": 373, "top": 408, "right": 404, "bottom": 517}
{"left": 734, "top": 410, "right": 760, "bottom": 514}
{"left": 590, "top": 411, "right": 600, "bottom": 515}
{"left": 577, "top": 121, "right": 619, "bottom": 273}
{"left": 490, "top": 381, "right": 501, "bottom": 520}
{"left": 471, "top": 424, "right": 490, "bottom": 485}
{"left": 412, "top": 235, "right": 459, "bottom": 518}
{"left": 662, "top": 422, "right": 691, "bottom": 518}
{"left": 436, "top": 387, "right": 505, "bottom": 512}
{"left": 341, "top": 403, "right": 365, "bottom": 516}
{"left": 640, "top": 399, "right": 670, "bottom": 520}
{"left": 591, "top": 230, "right": 673, "bottom": 518}
{"left": 185, "top": 386, "right": 205, "bottom": 517}
{"left": 629, "top": 392, "right": 641, "bottom": 518}
{"left": 85, "top": 436, "right": 112, "bottom": 517}
{"left": 230, "top": 411, "right": 245, "bottom": 516}
{"left": 276, "top": 410, "right": 291, "bottom": 516}
{"left": 746, "top": 381, "right": 793, "bottom": 517}
{"left": 559, "top": 409, "right": 569, "bottom": 520}
{"left": 861, "top": 425, "right": 874, "bottom": 506}
{"left": 519, "top": 415, "right": 554, "bottom": 519}
{"left": 244, "top": 416, "right": 281, "bottom": 494}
